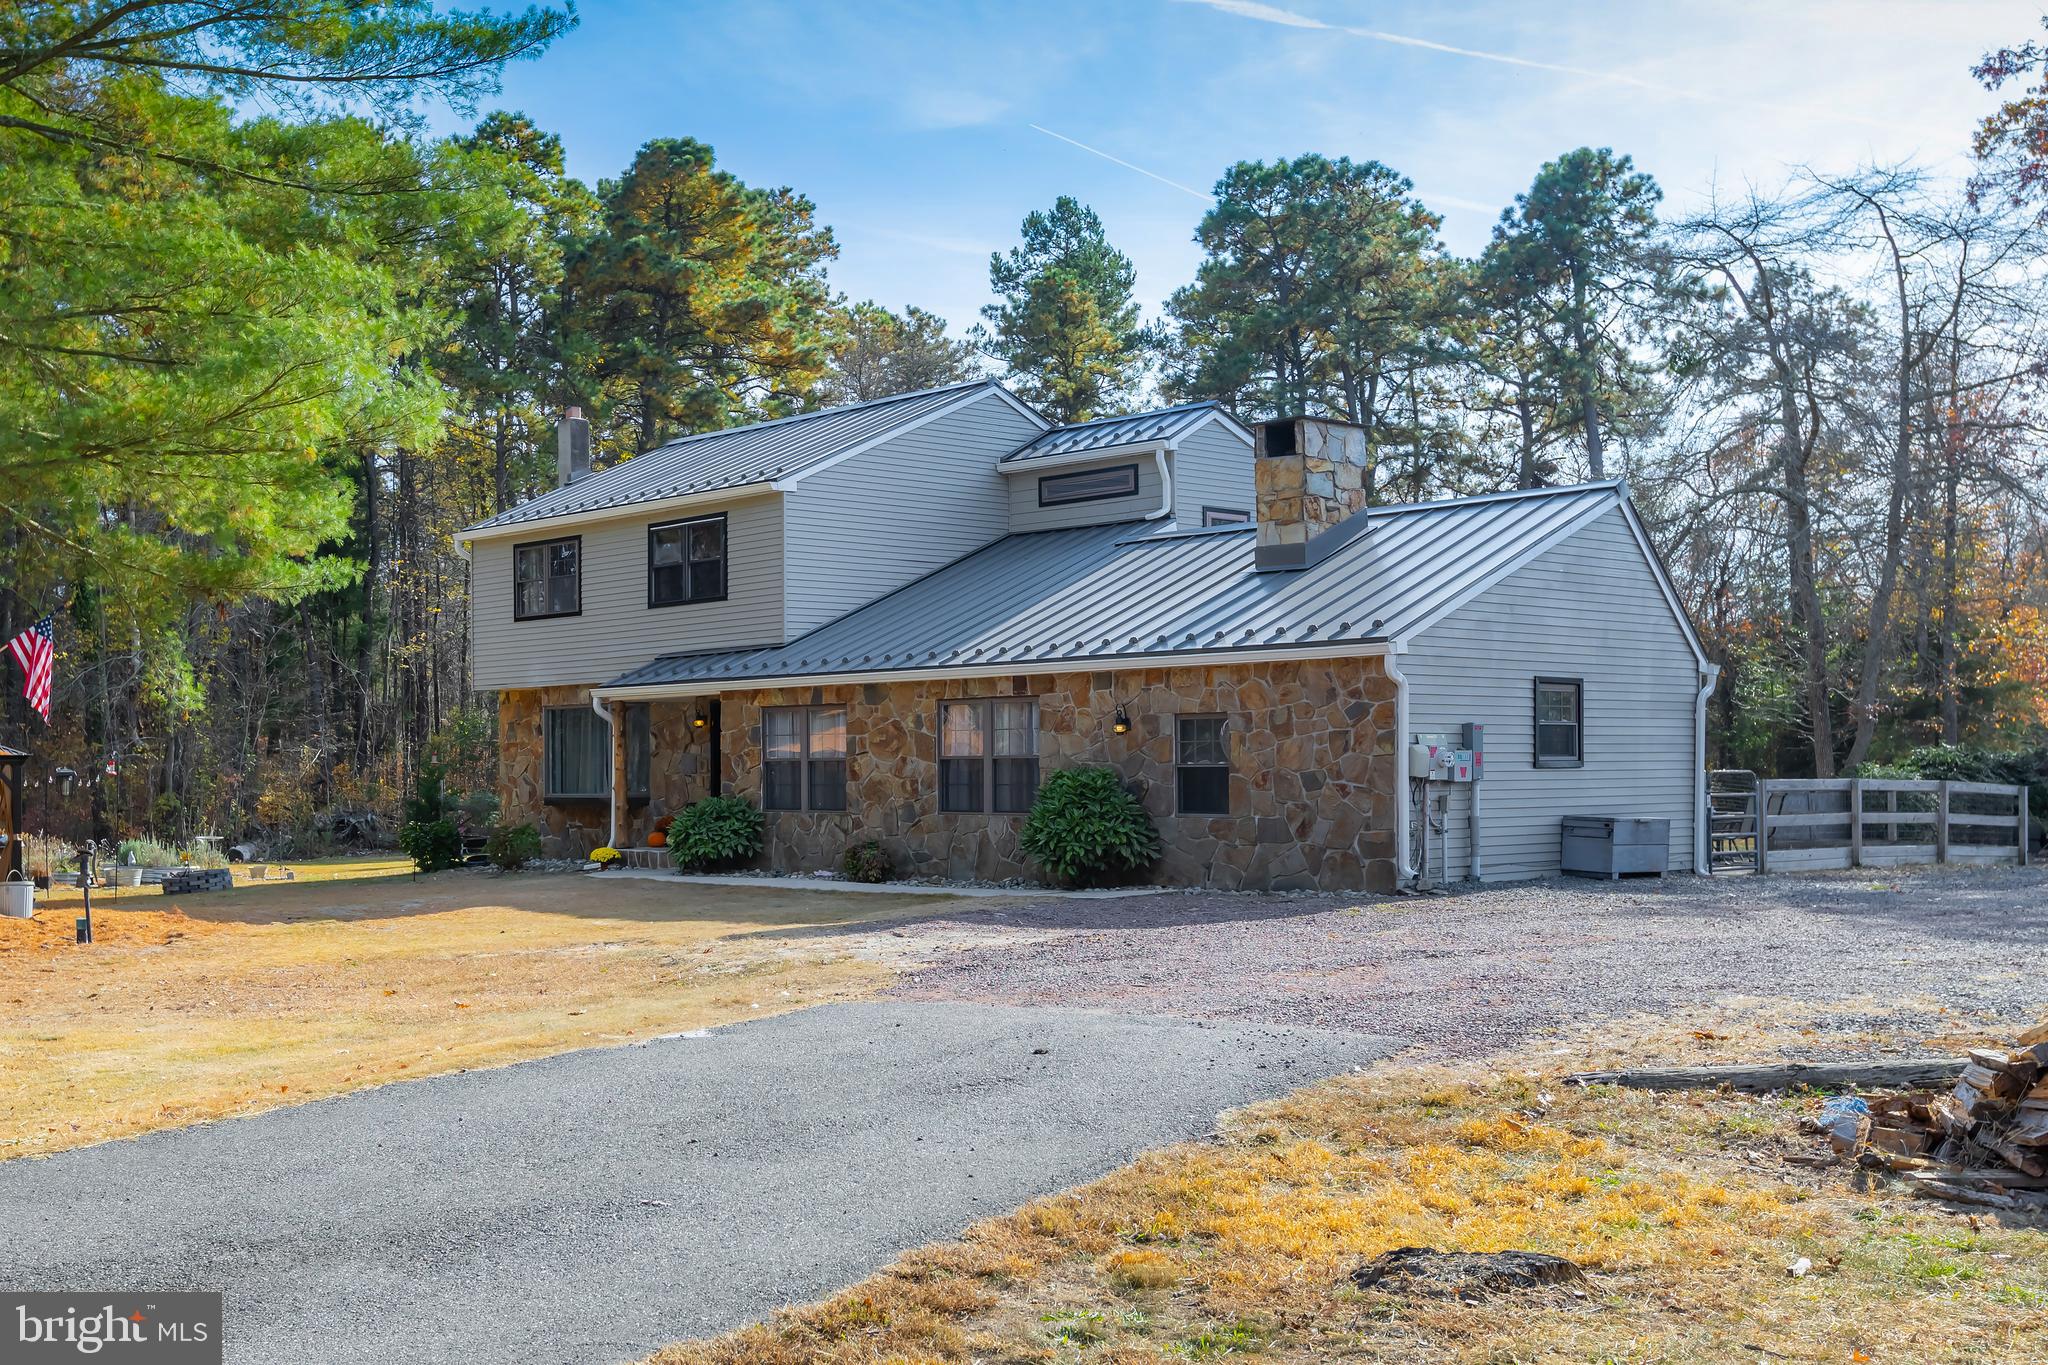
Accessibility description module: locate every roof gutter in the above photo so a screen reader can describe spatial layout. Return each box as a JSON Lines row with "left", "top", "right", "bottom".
{"left": 589, "top": 638, "right": 1395, "bottom": 704}
{"left": 996, "top": 439, "right": 1170, "bottom": 475}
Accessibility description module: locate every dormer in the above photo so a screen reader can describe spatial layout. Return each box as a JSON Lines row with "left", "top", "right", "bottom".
{"left": 998, "top": 403, "right": 1257, "bottom": 533}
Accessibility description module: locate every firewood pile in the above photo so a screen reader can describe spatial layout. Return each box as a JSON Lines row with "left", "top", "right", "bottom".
{"left": 1833, "top": 1022, "right": 2048, "bottom": 1211}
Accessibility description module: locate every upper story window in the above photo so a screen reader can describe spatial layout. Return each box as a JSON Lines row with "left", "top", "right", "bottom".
{"left": 514, "top": 537, "right": 580, "bottom": 619}
{"left": 1202, "top": 507, "right": 1251, "bottom": 527}
{"left": 1534, "top": 678, "right": 1584, "bottom": 768}
{"left": 938, "top": 698, "right": 1039, "bottom": 813}
{"left": 763, "top": 705, "right": 847, "bottom": 811}
{"left": 544, "top": 705, "right": 608, "bottom": 800}
{"left": 1176, "top": 714, "right": 1230, "bottom": 815}
{"left": 1038, "top": 463, "right": 1138, "bottom": 508}
{"left": 649, "top": 514, "right": 727, "bottom": 607}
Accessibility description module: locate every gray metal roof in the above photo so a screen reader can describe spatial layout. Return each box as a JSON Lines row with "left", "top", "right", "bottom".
{"left": 1000, "top": 401, "right": 1224, "bottom": 464}
{"left": 463, "top": 380, "right": 1010, "bottom": 534}
{"left": 603, "top": 481, "right": 1627, "bottom": 691}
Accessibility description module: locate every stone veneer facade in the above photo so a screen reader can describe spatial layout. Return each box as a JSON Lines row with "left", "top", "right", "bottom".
{"left": 498, "top": 685, "right": 714, "bottom": 856}
{"left": 717, "top": 657, "right": 1399, "bottom": 892}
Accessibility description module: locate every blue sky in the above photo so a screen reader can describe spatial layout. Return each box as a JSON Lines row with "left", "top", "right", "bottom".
{"left": 435, "top": 0, "right": 2021, "bottom": 334}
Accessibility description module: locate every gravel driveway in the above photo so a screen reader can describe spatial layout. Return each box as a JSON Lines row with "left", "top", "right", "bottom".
{"left": 879, "top": 866, "right": 2048, "bottom": 1055}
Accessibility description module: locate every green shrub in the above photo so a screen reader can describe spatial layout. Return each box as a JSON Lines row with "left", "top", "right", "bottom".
{"left": 1018, "top": 766, "right": 1161, "bottom": 886}
{"left": 404, "top": 760, "right": 450, "bottom": 826}
{"left": 399, "top": 818, "right": 463, "bottom": 873}
{"left": 841, "top": 839, "right": 891, "bottom": 883}
{"left": 485, "top": 822, "right": 542, "bottom": 871}
{"left": 1858, "top": 744, "right": 2048, "bottom": 823}
{"left": 117, "top": 837, "right": 180, "bottom": 868}
{"left": 667, "top": 795, "right": 764, "bottom": 872}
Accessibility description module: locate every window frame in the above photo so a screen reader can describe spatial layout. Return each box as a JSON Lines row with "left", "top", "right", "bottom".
{"left": 1201, "top": 506, "right": 1252, "bottom": 527}
{"left": 1174, "top": 713, "right": 1231, "bottom": 816}
{"left": 646, "top": 512, "right": 729, "bottom": 609}
{"left": 937, "top": 697, "right": 1040, "bottom": 814}
{"left": 512, "top": 535, "right": 582, "bottom": 621}
{"left": 542, "top": 705, "right": 610, "bottom": 802}
{"left": 1038, "top": 462, "right": 1139, "bottom": 508}
{"left": 1532, "top": 677, "right": 1585, "bottom": 769}
{"left": 761, "top": 704, "right": 849, "bottom": 812}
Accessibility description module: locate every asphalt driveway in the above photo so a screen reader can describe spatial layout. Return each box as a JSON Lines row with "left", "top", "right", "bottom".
{"left": 0, "top": 1001, "right": 1394, "bottom": 1365}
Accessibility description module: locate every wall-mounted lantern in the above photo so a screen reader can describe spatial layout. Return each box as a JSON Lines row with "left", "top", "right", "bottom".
{"left": 691, "top": 710, "right": 709, "bottom": 730}
{"left": 1110, "top": 704, "right": 1132, "bottom": 736}
{"left": 53, "top": 767, "right": 77, "bottom": 797}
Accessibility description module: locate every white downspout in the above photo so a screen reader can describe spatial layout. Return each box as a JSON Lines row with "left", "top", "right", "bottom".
{"left": 1386, "top": 645, "right": 1415, "bottom": 889}
{"left": 590, "top": 691, "right": 617, "bottom": 849}
{"left": 1145, "top": 445, "right": 1174, "bottom": 521}
{"left": 1695, "top": 663, "right": 1720, "bottom": 874}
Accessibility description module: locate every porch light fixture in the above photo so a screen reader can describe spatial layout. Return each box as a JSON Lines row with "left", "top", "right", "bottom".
{"left": 1110, "top": 704, "right": 1132, "bottom": 736}
{"left": 691, "top": 710, "right": 708, "bottom": 730}
{"left": 54, "top": 766, "right": 77, "bottom": 796}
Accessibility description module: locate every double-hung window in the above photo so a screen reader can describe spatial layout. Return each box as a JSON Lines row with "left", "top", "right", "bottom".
{"left": 762, "top": 706, "right": 847, "bottom": 811}
{"left": 938, "top": 699, "right": 1039, "bottom": 813}
{"left": 648, "top": 514, "right": 726, "bottom": 606}
{"left": 1534, "top": 678, "right": 1584, "bottom": 767}
{"left": 1175, "top": 715, "right": 1230, "bottom": 815}
{"left": 514, "top": 537, "right": 580, "bottom": 619}
{"left": 544, "top": 706, "right": 609, "bottom": 800}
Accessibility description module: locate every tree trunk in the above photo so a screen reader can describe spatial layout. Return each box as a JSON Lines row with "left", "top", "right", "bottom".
{"left": 1570, "top": 265, "right": 1605, "bottom": 479}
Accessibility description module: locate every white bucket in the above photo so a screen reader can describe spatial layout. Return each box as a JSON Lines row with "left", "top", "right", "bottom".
{"left": 1, "top": 874, "right": 33, "bottom": 919}
{"left": 114, "top": 866, "right": 143, "bottom": 888}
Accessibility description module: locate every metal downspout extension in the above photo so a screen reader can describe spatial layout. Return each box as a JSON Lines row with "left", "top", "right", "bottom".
{"left": 1385, "top": 646, "right": 1416, "bottom": 889}
{"left": 1695, "top": 663, "right": 1722, "bottom": 874}
{"left": 589, "top": 691, "right": 617, "bottom": 849}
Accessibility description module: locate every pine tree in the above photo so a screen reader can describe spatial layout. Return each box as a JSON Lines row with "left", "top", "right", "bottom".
{"left": 974, "top": 197, "right": 1145, "bottom": 422}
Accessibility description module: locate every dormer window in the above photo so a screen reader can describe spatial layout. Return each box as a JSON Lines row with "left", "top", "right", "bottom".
{"left": 1038, "top": 463, "right": 1137, "bottom": 507}
{"left": 649, "top": 514, "right": 727, "bottom": 607}
{"left": 514, "top": 537, "right": 580, "bottom": 619}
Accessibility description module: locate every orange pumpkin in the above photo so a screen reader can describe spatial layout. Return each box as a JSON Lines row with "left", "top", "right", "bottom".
{"left": 646, "top": 831, "right": 667, "bottom": 848}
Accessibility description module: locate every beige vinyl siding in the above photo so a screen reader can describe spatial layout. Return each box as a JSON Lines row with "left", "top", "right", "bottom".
{"left": 1170, "top": 419, "right": 1254, "bottom": 525}
{"left": 1007, "top": 453, "right": 1165, "bottom": 532}
{"left": 1403, "top": 505, "right": 1701, "bottom": 880}
{"left": 782, "top": 388, "right": 1039, "bottom": 637}
{"left": 470, "top": 493, "right": 785, "bottom": 691}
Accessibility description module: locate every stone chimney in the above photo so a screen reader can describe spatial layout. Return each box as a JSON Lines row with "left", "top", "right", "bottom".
{"left": 1254, "top": 416, "right": 1371, "bottom": 571}
{"left": 556, "top": 406, "right": 592, "bottom": 488}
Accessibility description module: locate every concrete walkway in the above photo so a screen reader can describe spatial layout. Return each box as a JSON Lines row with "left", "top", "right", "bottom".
{"left": 0, "top": 1002, "right": 1394, "bottom": 1365}
{"left": 608, "top": 866, "right": 1177, "bottom": 898}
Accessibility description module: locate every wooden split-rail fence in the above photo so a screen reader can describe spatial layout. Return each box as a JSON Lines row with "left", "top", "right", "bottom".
{"left": 1709, "top": 772, "right": 2032, "bottom": 874}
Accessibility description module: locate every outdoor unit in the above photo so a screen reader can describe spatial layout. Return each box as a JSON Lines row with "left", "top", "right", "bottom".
{"left": 1560, "top": 816, "right": 1671, "bottom": 879}
{"left": 1408, "top": 723, "right": 1484, "bottom": 887}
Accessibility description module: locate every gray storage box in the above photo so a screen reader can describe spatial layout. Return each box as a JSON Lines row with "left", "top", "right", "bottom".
{"left": 1561, "top": 815, "right": 1670, "bottom": 879}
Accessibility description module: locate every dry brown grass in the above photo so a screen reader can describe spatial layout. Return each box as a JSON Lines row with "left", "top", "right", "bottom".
{"left": 649, "top": 1002, "right": 2048, "bottom": 1365}
{"left": 0, "top": 869, "right": 951, "bottom": 1158}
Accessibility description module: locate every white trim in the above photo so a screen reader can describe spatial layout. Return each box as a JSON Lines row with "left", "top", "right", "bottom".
{"left": 459, "top": 484, "right": 776, "bottom": 545}
{"left": 1144, "top": 447, "right": 1173, "bottom": 521}
{"left": 773, "top": 383, "right": 1041, "bottom": 491}
{"left": 590, "top": 639, "right": 1396, "bottom": 702}
{"left": 1385, "top": 645, "right": 1415, "bottom": 887}
{"left": 1390, "top": 490, "right": 1622, "bottom": 644}
{"left": 996, "top": 439, "right": 1169, "bottom": 474}
{"left": 979, "top": 383, "right": 1056, "bottom": 430}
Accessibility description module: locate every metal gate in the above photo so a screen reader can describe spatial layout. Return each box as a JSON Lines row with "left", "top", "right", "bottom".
{"left": 1708, "top": 769, "right": 1760, "bottom": 873}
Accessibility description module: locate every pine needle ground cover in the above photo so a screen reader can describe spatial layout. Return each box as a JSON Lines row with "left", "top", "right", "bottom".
{"left": 0, "top": 872, "right": 947, "bottom": 1159}
{"left": 651, "top": 1004, "right": 2048, "bottom": 1365}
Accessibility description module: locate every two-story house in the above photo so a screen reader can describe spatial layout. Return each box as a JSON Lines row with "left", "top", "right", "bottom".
{"left": 459, "top": 379, "right": 1714, "bottom": 892}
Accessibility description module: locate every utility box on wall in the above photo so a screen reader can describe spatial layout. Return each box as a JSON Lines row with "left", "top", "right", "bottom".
{"left": 1560, "top": 815, "right": 1670, "bottom": 879}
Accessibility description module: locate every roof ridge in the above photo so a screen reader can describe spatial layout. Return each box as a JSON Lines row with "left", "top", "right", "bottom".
{"left": 639, "top": 378, "right": 997, "bottom": 456}
{"left": 1047, "top": 399, "right": 1216, "bottom": 433}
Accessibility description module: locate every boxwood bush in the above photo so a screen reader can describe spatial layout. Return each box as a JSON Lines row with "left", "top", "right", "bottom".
{"left": 485, "top": 822, "right": 542, "bottom": 871}
{"left": 1018, "top": 766, "right": 1161, "bottom": 886}
{"left": 668, "top": 795, "right": 765, "bottom": 871}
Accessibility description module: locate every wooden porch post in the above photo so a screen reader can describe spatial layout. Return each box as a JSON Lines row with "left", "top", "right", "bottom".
{"left": 609, "top": 699, "right": 629, "bottom": 848}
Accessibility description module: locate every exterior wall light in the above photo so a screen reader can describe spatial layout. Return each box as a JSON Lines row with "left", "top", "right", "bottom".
{"left": 1110, "top": 705, "right": 1132, "bottom": 736}
{"left": 692, "top": 711, "right": 708, "bottom": 730}
{"left": 54, "top": 766, "right": 77, "bottom": 796}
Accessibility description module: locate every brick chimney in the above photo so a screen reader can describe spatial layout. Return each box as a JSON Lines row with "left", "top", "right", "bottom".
{"left": 556, "top": 406, "right": 592, "bottom": 488}
{"left": 1254, "top": 416, "right": 1371, "bottom": 570}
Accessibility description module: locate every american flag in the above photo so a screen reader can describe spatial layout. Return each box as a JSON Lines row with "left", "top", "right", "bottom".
{"left": 7, "top": 615, "right": 53, "bottom": 722}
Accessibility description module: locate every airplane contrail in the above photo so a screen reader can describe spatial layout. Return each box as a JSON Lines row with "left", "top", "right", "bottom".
{"left": 1028, "top": 124, "right": 1214, "bottom": 201}
{"left": 1175, "top": 0, "right": 1909, "bottom": 133}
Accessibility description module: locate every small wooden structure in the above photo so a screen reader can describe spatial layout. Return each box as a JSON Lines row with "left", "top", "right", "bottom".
{"left": 1721, "top": 776, "right": 2033, "bottom": 873}
{"left": 0, "top": 743, "right": 23, "bottom": 881}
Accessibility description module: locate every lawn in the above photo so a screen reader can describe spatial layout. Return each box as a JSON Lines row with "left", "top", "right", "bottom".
{"left": 651, "top": 1004, "right": 2048, "bottom": 1365}
{"left": 0, "top": 867, "right": 952, "bottom": 1158}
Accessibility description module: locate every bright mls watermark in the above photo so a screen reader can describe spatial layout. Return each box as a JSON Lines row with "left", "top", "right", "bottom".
{"left": 3, "top": 1294, "right": 221, "bottom": 1363}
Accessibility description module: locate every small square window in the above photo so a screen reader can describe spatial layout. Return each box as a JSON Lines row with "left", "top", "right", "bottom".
{"left": 514, "top": 536, "right": 580, "bottom": 619}
{"left": 1534, "top": 678, "right": 1583, "bottom": 767}
{"left": 1176, "top": 714, "right": 1230, "bottom": 816}
{"left": 1201, "top": 507, "right": 1251, "bottom": 527}
{"left": 649, "top": 514, "right": 727, "bottom": 607}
